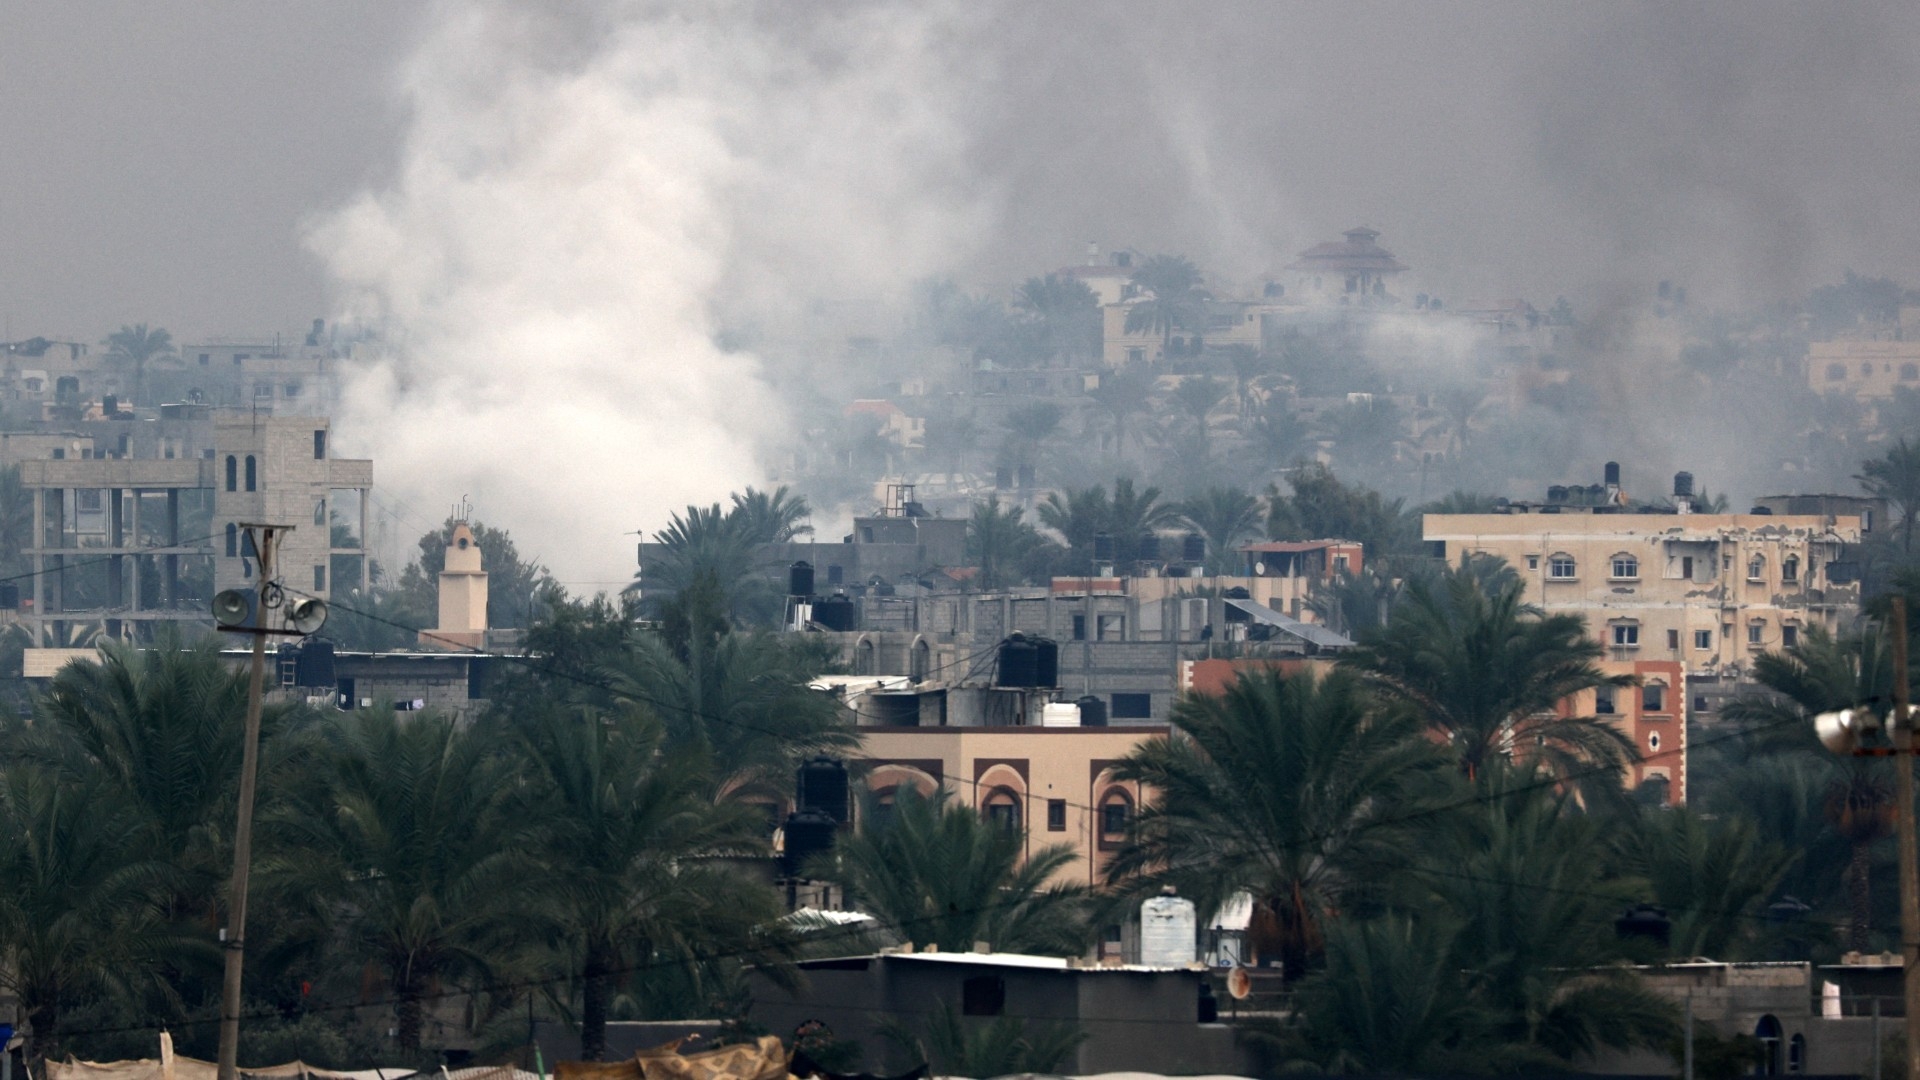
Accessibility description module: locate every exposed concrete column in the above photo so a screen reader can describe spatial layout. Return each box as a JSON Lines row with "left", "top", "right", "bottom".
{"left": 31, "top": 485, "right": 45, "bottom": 645}
{"left": 107, "top": 487, "right": 124, "bottom": 638}
{"left": 165, "top": 489, "right": 180, "bottom": 607}
{"left": 358, "top": 486, "right": 370, "bottom": 593}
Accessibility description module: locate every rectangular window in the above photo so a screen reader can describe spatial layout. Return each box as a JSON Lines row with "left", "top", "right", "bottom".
{"left": 1097, "top": 613, "right": 1124, "bottom": 641}
{"left": 1526, "top": 555, "right": 1539, "bottom": 571}
{"left": 1072, "top": 614, "right": 1086, "bottom": 641}
{"left": 1694, "top": 629, "right": 1712, "bottom": 649}
{"left": 1666, "top": 629, "right": 1680, "bottom": 649}
{"left": 1595, "top": 688, "right": 1615, "bottom": 715}
{"left": 1643, "top": 684, "right": 1665, "bottom": 713}
{"left": 1111, "top": 692, "right": 1152, "bottom": 719}
{"left": 1047, "top": 799, "right": 1066, "bottom": 832}
{"left": 1612, "top": 555, "right": 1639, "bottom": 579}
{"left": 1782, "top": 624, "right": 1799, "bottom": 648}
{"left": 1549, "top": 555, "right": 1577, "bottom": 579}
{"left": 1681, "top": 555, "right": 1694, "bottom": 579}
{"left": 198, "top": 352, "right": 210, "bottom": 365}
{"left": 1101, "top": 801, "right": 1130, "bottom": 837}
{"left": 962, "top": 976, "right": 1005, "bottom": 1017}
{"left": 1612, "top": 623, "right": 1639, "bottom": 647}
{"left": 313, "top": 430, "right": 327, "bottom": 459}
{"left": 1749, "top": 622, "right": 1765, "bottom": 645}
{"left": 314, "top": 565, "right": 326, "bottom": 591}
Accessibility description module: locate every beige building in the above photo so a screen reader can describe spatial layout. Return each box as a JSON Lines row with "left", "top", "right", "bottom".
{"left": 1423, "top": 506, "right": 1864, "bottom": 678}
{"left": 420, "top": 520, "right": 488, "bottom": 650}
{"left": 855, "top": 721, "right": 1162, "bottom": 889}
{"left": 1807, "top": 339, "right": 1920, "bottom": 398}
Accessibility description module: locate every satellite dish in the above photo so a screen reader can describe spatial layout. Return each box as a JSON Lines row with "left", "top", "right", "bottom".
{"left": 211, "top": 589, "right": 253, "bottom": 628}
{"left": 287, "top": 597, "right": 329, "bottom": 635}
{"left": 1227, "top": 966, "right": 1252, "bottom": 1000}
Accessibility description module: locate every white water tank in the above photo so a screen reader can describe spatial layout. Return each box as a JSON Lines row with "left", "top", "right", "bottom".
{"left": 1140, "top": 892, "right": 1198, "bottom": 966}
{"left": 1041, "top": 702, "right": 1081, "bottom": 727}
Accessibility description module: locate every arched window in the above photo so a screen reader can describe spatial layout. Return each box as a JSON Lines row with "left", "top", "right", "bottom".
{"left": 1826, "top": 363, "right": 1847, "bottom": 381}
{"left": 244, "top": 455, "right": 256, "bottom": 492}
{"left": 1643, "top": 680, "right": 1666, "bottom": 713}
{"left": 982, "top": 787, "right": 1021, "bottom": 837}
{"left": 225, "top": 523, "right": 238, "bottom": 558}
{"left": 225, "top": 455, "right": 237, "bottom": 492}
{"left": 854, "top": 639, "right": 876, "bottom": 676}
{"left": 1099, "top": 790, "right": 1133, "bottom": 841}
{"left": 1548, "top": 553, "right": 1577, "bottom": 580}
{"left": 1788, "top": 1033, "right": 1805, "bottom": 1073}
{"left": 1747, "top": 555, "right": 1765, "bottom": 581}
{"left": 1782, "top": 555, "right": 1799, "bottom": 584}
{"left": 911, "top": 639, "right": 931, "bottom": 683}
{"left": 1863, "top": 362, "right": 1875, "bottom": 377}
{"left": 1610, "top": 553, "right": 1639, "bottom": 580}
{"left": 314, "top": 498, "right": 327, "bottom": 526}
{"left": 1755, "top": 1015, "right": 1783, "bottom": 1075}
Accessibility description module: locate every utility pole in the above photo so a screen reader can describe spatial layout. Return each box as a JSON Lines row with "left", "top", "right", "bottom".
{"left": 212, "top": 525, "right": 327, "bottom": 1080}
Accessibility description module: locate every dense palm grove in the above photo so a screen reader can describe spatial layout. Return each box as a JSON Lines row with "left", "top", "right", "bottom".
{"left": 6, "top": 490, "right": 1919, "bottom": 1075}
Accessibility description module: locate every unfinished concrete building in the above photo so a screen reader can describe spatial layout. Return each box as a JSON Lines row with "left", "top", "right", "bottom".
{"left": 20, "top": 414, "right": 372, "bottom": 645}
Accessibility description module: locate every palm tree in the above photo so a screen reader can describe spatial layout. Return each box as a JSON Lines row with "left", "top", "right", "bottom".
{"left": 0, "top": 766, "right": 174, "bottom": 1066}
{"left": 1279, "top": 915, "right": 1488, "bottom": 1074}
{"left": 1178, "top": 488, "right": 1260, "bottom": 574}
{"left": 266, "top": 710, "right": 537, "bottom": 1051}
{"left": 1089, "top": 364, "right": 1154, "bottom": 457}
{"left": 1857, "top": 437, "right": 1920, "bottom": 552}
{"left": 1105, "top": 478, "right": 1179, "bottom": 564}
{"left": 727, "top": 486, "right": 813, "bottom": 544}
{"left": 820, "top": 786, "right": 1091, "bottom": 955}
{"left": 610, "top": 628, "right": 856, "bottom": 803}
{"left": 1037, "top": 485, "right": 1110, "bottom": 571}
{"left": 1011, "top": 274, "right": 1100, "bottom": 362}
{"left": 1170, "top": 377, "right": 1225, "bottom": 459}
{"left": 1615, "top": 808, "right": 1795, "bottom": 960}
{"left": 517, "top": 704, "right": 786, "bottom": 1060}
{"left": 20, "top": 635, "right": 303, "bottom": 923}
{"left": 1002, "top": 402, "right": 1063, "bottom": 479}
{"left": 966, "top": 500, "right": 1046, "bottom": 590}
{"left": 1340, "top": 557, "right": 1635, "bottom": 783}
{"left": 1104, "top": 669, "right": 1449, "bottom": 981}
{"left": 1304, "top": 561, "right": 1404, "bottom": 639}
{"left": 1434, "top": 382, "right": 1485, "bottom": 458}
{"left": 1720, "top": 625, "right": 1895, "bottom": 950}
{"left": 1422, "top": 779, "right": 1677, "bottom": 1062}
{"left": 102, "top": 324, "right": 174, "bottom": 405}
{"left": 1123, "top": 255, "right": 1206, "bottom": 355}
{"left": 1218, "top": 345, "right": 1271, "bottom": 418}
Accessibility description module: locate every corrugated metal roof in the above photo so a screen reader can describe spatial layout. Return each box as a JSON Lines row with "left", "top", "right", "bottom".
{"left": 1225, "top": 599, "right": 1353, "bottom": 649}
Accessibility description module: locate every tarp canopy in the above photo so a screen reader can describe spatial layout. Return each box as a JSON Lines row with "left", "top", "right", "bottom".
{"left": 1223, "top": 599, "right": 1353, "bottom": 649}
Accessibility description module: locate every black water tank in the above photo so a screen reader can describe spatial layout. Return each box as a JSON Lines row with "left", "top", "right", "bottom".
{"left": 1586, "top": 483, "right": 1605, "bottom": 502}
{"left": 1076, "top": 694, "right": 1108, "bottom": 728}
{"left": 1614, "top": 903, "right": 1671, "bottom": 946}
{"left": 0, "top": 583, "right": 18, "bottom": 608}
{"left": 997, "top": 633, "right": 1040, "bottom": 687}
{"left": 1604, "top": 461, "right": 1621, "bottom": 486}
{"left": 1033, "top": 636, "right": 1059, "bottom": 688}
{"left": 1673, "top": 471, "right": 1694, "bottom": 499}
{"left": 1183, "top": 532, "right": 1206, "bottom": 563}
{"left": 1136, "top": 533, "right": 1160, "bottom": 562}
{"left": 780, "top": 809, "right": 838, "bottom": 878}
{"left": 1093, "top": 532, "right": 1116, "bottom": 562}
{"left": 296, "top": 640, "right": 336, "bottom": 687}
{"left": 813, "top": 595, "right": 856, "bottom": 631}
{"left": 1547, "top": 485, "right": 1570, "bottom": 503}
{"left": 1750, "top": 506, "right": 1773, "bottom": 516}
{"left": 796, "top": 757, "right": 850, "bottom": 823}
{"left": 789, "top": 560, "right": 814, "bottom": 597}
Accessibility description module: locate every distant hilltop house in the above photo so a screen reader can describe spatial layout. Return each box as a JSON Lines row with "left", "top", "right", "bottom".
{"left": 1806, "top": 305, "right": 1920, "bottom": 398}
{"left": 843, "top": 399, "right": 926, "bottom": 450}
{"left": 1285, "top": 225, "right": 1410, "bottom": 303}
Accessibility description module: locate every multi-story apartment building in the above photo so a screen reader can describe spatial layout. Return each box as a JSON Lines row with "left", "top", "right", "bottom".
{"left": 1423, "top": 471, "right": 1865, "bottom": 680}
{"left": 18, "top": 413, "right": 373, "bottom": 645}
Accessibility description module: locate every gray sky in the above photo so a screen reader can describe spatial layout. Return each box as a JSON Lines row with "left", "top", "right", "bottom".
{"left": 5, "top": 1, "right": 1918, "bottom": 339}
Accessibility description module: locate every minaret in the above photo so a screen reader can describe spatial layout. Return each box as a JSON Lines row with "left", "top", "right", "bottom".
{"left": 420, "top": 521, "right": 488, "bottom": 650}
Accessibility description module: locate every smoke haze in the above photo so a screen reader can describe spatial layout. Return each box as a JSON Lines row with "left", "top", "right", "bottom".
{"left": 8, "top": 1, "right": 1920, "bottom": 580}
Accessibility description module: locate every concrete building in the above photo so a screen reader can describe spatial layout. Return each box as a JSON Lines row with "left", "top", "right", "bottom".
{"left": 1423, "top": 478, "right": 1864, "bottom": 681}
{"left": 1285, "top": 226, "right": 1410, "bottom": 304}
{"left": 748, "top": 952, "right": 1251, "bottom": 1077}
{"left": 18, "top": 413, "right": 372, "bottom": 645}
{"left": 421, "top": 520, "right": 488, "bottom": 651}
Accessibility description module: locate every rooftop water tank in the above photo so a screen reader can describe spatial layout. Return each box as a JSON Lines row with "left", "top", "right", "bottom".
{"left": 789, "top": 561, "right": 814, "bottom": 598}
{"left": 1140, "top": 891, "right": 1198, "bottom": 966}
{"left": 1033, "top": 636, "right": 1059, "bottom": 688}
{"left": 796, "top": 757, "right": 849, "bottom": 823}
{"left": 1041, "top": 702, "right": 1081, "bottom": 727}
{"left": 779, "top": 809, "right": 838, "bottom": 879}
{"left": 1076, "top": 694, "right": 1108, "bottom": 728}
{"left": 1183, "top": 533, "right": 1206, "bottom": 563}
{"left": 1673, "top": 472, "right": 1694, "bottom": 499}
{"left": 996, "top": 633, "right": 1040, "bottom": 687}
{"left": 813, "top": 595, "right": 856, "bottom": 632}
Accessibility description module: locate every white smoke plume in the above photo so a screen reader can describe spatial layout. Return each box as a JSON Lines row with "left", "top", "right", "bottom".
{"left": 307, "top": 1, "right": 989, "bottom": 587}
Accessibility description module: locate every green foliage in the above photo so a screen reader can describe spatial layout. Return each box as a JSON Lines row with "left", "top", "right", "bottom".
{"left": 965, "top": 499, "right": 1052, "bottom": 589}
{"left": 882, "top": 1004, "right": 1085, "bottom": 1078}
{"left": 1857, "top": 438, "right": 1920, "bottom": 552}
{"left": 1341, "top": 556, "right": 1635, "bottom": 784}
{"left": 1105, "top": 668, "right": 1449, "bottom": 980}
{"left": 819, "top": 786, "right": 1091, "bottom": 956}
{"left": 1267, "top": 462, "right": 1417, "bottom": 555}
{"left": 1178, "top": 487, "right": 1262, "bottom": 573}
{"left": 1037, "top": 478, "right": 1179, "bottom": 571}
